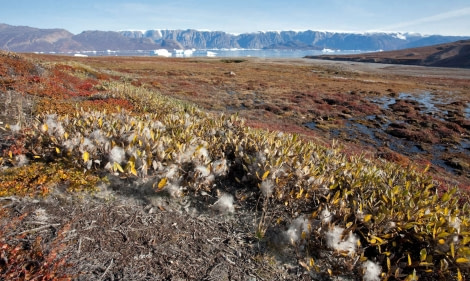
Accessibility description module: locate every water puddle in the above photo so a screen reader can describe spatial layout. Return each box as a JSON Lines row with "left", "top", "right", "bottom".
{"left": 370, "top": 92, "right": 449, "bottom": 118}
{"left": 305, "top": 122, "right": 316, "bottom": 129}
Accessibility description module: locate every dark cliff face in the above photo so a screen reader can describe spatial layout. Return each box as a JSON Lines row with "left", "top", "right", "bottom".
{"left": 123, "top": 29, "right": 469, "bottom": 51}
{"left": 1, "top": 23, "right": 469, "bottom": 53}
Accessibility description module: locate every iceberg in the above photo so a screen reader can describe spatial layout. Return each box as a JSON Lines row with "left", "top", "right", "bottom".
{"left": 153, "top": 49, "right": 172, "bottom": 57}
{"left": 206, "top": 51, "right": 217, "bottom": 57}
{"left": 322, "top": 48, "right": 335, "bottom": 53}
{"left": 174, "top": 49, "right": 195, "bottom": 57}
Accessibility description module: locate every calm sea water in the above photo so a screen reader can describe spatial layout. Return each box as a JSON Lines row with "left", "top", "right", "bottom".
{"left": 71, "top": 48, "right": 369, "bottom": 58}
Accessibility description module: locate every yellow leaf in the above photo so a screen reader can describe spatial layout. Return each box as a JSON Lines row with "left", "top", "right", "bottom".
{"left": 309, "top": 257, "right": 315, "bottom": 267}
{"left": 130, "top": 164, "right": 137, "bottom": 176}
{"left": 64, "top": 132, "right": 69, "bottom": 139}
{"left": 82, "top": 151, "right": 90, "bottom": 162}
{"left": 451, "top": 242, "right": 455, "bottom": 258}
{"left": 457, "top": 268, "right": 463, "bottom": 281}
{"left": 8, "top": 151, "right": 13, "bottom": 158}
{"left": 262, "top": 170, "right": 270, "bottom": 181}
{"left": 371, "top": 235, "right": 384, "bottom": 244}
{"left": 158, "top": 178, "right": 167, "bottom": 189}
{"left": 41, "top": 123, "right": 48, "bottom": 133}
{"left": 113, "top": 162, "right": 124, "bottom": 173}
{"left": 408, "top": 253, "right": 412, "bottom": 266}
{"left": 364, "top": 214, "right": 372, "bottom": 223}
{"left": 55, "top": 147, "right": 61, "bottom": 154}
{"left": 456, "top": 257, "right": 469, "bottom": 263}
{"left": 423, "top": 164, "right": 430, "bottom": 173}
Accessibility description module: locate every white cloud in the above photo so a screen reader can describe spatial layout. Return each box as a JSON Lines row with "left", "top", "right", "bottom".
{"left": 379, "top": 7, "right": 470, "bottom": 32}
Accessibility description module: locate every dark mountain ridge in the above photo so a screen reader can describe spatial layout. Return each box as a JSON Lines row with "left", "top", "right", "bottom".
{"left": 308, "top": 39, "right": 470, "bottom": 68}
{"left": 0, "top": 23, "right": 469, "bottom": 54}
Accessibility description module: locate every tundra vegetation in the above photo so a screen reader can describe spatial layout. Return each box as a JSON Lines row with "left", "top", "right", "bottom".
{"left": 0, "top": 51, "right": 469, "bottom": 280}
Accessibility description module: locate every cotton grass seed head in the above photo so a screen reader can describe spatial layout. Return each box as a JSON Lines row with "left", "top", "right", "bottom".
{"left": 212, "top": 193, "right": 235, "bottom": 214}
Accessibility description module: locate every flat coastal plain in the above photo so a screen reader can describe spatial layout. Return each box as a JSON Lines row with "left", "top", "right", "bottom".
{"left": 40, "top": 54, "right": 468, "bottom": 188}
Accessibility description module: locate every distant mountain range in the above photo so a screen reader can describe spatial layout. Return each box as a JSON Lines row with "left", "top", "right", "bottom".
{"left": 1, "top": 23, "right": 469, "bottom": 53}
{"left": 308, "top": 39, "right": 470, "bottom": 68}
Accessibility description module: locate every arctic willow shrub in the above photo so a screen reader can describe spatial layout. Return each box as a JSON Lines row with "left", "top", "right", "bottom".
{"left": 10, "top": 82, "right": 469, "bottom": 280}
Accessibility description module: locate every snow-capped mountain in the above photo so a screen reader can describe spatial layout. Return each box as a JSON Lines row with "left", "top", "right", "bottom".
{"left": 0, "top": 23, "right": 468, "bottom": 53}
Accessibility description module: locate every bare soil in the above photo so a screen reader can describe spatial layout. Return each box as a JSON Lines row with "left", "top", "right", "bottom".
{"left": 1, "top": 179, "right": 337, "bottom": 281}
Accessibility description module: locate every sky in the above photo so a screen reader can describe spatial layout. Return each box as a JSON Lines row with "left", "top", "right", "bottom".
{"left": 2, "top": 0, "right": 470, "bottom": 36}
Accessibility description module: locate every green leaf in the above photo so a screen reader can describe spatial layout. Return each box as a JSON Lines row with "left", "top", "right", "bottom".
{"left": 420, "top": 248, "right": 427, "bottom": 262}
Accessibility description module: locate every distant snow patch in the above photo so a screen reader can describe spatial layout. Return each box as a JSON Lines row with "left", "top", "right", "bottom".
{"left": 393, "top": 33, "right": 407, "bottom": 40}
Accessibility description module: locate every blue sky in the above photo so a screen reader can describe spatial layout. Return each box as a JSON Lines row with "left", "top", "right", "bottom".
{"left": 3, "top": 0, "right": 470, "bottom": 35}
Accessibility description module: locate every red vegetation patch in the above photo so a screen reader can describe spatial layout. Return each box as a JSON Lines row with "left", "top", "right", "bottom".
{"left": 378, "top": 149, "right": 410, "bottom": 167}
{"left": 0, "top": 208, "right": 72, "bottom": 280}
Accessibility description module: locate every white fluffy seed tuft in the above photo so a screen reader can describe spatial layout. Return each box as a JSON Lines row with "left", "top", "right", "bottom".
{"left": 325, "top": 225, "right": 359, "bottom": 255}
{"left": 212, "top": 158, "right": 228, "bottom": 176}
{"left": 15, "top": 154, "right": 29, "bottom": 167}
{"left": 320, "top": 207, "right": 333, "bottom": 224}
{"left": 109, "top": 146, "right": 125, "bottom": 164}
{"left": 195, "top": 165, "right": 211, "bottom": 178}
{"left": 362, "top": 260, "right": 382, "bottom": 281}
{"left": 260, "top": 179, "right": 274, "bottom": 198}
{"left": 212, "top": 193, "right": 235, "bottom": 213}
{"left": 285, "top": 216, "right": 310, "bottom": 244}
